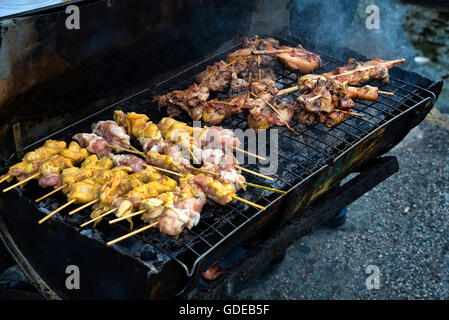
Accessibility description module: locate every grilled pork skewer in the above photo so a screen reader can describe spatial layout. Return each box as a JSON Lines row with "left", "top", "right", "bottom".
{"left": 327, "top": 58, "right": 406, "bottom": 85}
{"left": 228, "top": 36, "right": 322, "bottom": 73}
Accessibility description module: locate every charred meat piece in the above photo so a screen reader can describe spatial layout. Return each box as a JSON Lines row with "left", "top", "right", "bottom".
{"left": 248, "top": 100, "right": 294, "bottom": 131}
{"left": 271, "top": 44, "right": 322, "bottom": 73}
{"left": 202, "top": 94, "right": 249, "bottom": 125}
{"left": 153, "top": 83, "right": 209, "bottom": 121}
{"left": 327, "top": 57, "right": 405, "bottom": 85}
{"left": 347, "top": 85, "right": 378, "bottom": 101}
{"left": 195, "top": 60, "right": 247, "bottom": 92}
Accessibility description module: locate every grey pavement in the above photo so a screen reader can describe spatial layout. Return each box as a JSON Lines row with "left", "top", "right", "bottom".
{"left": 233, "top": 112, "right": 449, "bottom": 299}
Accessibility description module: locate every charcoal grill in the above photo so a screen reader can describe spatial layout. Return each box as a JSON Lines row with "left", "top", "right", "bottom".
{"left": 0, "top": 22, "right": 443, "bottom": 299}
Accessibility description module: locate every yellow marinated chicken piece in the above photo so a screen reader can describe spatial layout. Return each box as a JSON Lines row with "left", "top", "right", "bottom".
{"left": 140, "top": 191, "right": 177, "bottom": 220}
{"left": 60, "top": 141, "right": 89, "bottom": 163}
{"left": 125, "top": 176, "right": 177, "bottom": 200}
{"left": 114, "top": 110, "right": 162, "bottom": 140}
{"left": 67, "top": 178, "right": 101, "bottom": 204}
{"left": 158, "top": 117, "right": 194, "bottom": 148}
{"left": 146, "top": 151, "right": 183, "bottom": 172}
{"left": 40, "top": 155, "right": 73, "bottom": 177}
{"left": 139, "top": 122, "right": 162, "bottom": 140}
{"left": 61, "top": 156, "right": 114, "bottom": 192}
{"left": 23, "top": 140, "right": 66, "bottom": 163}
{"left": 127, "top": 165, "right": 162, "bottom": 183}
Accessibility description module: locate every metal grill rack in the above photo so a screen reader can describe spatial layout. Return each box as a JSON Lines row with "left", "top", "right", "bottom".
{"left": 3, "top": 36, "right": 438, "bottom": 277}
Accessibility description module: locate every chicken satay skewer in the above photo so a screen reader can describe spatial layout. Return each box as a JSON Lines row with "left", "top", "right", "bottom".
{"left": 2, "top": 172, "right": 41, "bottom": 193}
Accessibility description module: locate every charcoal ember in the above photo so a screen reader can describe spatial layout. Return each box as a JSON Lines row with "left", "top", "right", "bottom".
{"left": 140, "top": 244, "right": 159, "bottom": 261}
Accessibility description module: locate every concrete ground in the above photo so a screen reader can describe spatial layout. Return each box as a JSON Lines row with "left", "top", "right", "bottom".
{"left": 233, "top": 111, "right": 449, "bottom": 300}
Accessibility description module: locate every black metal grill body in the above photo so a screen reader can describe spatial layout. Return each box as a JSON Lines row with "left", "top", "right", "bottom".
{"left": 0, "top": 35, "right": 443, "bottom": 299}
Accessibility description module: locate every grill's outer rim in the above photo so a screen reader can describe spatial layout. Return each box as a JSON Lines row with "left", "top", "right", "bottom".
{"left": 0, "top": 35, "right": 443, "bottom": 299}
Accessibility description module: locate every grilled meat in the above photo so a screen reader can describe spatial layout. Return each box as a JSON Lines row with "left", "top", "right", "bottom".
{"left": 153, "top": 83, "right": 210, "bottom": 121}
{"left": 327, "top": 58, "right": 405, "bottom": 85}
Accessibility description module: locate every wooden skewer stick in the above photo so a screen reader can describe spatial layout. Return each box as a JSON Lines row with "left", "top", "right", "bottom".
{"left": 68, "top": 198, "right": 100, "bottom": 216}
{"left": 0, "top": 175, "right": 11, "bottom": 184}
{"left": 127, "top": 144, "right": 141, "bottom": 153}
{"left": 3, "top": 172, "right": 41, "bottom": 193}
{"left": 335, "top": 109, "right": 365, "bottom": 117}
{"left": 252, "top": 49, "right": 291, "bottom": 55}
{"left": 38, "top": 199, "right": 76, "bottom": 224}
{"left": 80, "top": 208, "right": 118, "bottom": 228}
{"left": 188, "top": 166, "right": 219, "bottom": 177}
{"left": 142, "top": 164, "right": 184, "bottom": 177}
{"left": 209, "top": 100, "right": 236, "bottom": 106}
{"left": 243, "top": 182, "right": 286, "bottom": 194}
{"left": 109, "top": 209, "right": 146, "bottom": 224}
{"left": 235, "top": 165, "right": 274, "bottom": 181}
{"left": 233, "top": 147, "right": 267, "bottom": 161}
{"left": 277, "top": 85, "right": 299, "bottom": 96}
{"left": 378, "top": 90, "right": 394, "bottom": 96}
{"left": 308, "top": 94, "right": 322, "bottom": 102}
{"left": 107, "top": 221, "right": 159, "bottom": 246}
{"left": 107, "top": 144, "right": 145, "bottom": 157}
{"left": 35, "top": 184, "right": 68, "bottom": 202}
{"left": 232, "top": 195, "right": 266, "bottom": 211}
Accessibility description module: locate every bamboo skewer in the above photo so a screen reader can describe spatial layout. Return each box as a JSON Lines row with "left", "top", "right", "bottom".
{"left": 277, "top": 85, "right": 394, "bottom": 97}
{"left": 243, "top": 182, "right": 286, "bottom": 194}
{"left": 107, "top": 197, "right": 265, "bottom": 246}
{"left": 3, "top": 172, "right": 41, "bottom": 193}
{"left": 68, "top": 199, "right": 100, "bottom": 216}
{"left": 107, "top": 221, "right": 160, "bottom": 246}
{"left": 277, "top": 85, "right": 299, "bottom": 96}
{"left": 35, "top": 184, "right": 68, "bottom": 202}
{"left": 106, "top": 144, "right": 145, "bottom": 157}
{"left": 233, "top": 147, "right": 267, "bottom": 161}
{"left": 378, "top": 90, "right": 395, "bottom": 96}
{"left": 252, "top": 49, "right": 291, "bottom": 55}
{"left": 328, "top": 59, "right": 406, "bottom": 78}
{"left": 38, "top": 199, "right": 76, "bottom": 224}
{"left": 232, "top": 195, "right": 266, "bottom": 211}
{"left": 0, "top": 175, "right": 11, "bottom": 184}
{"left": 109, "top": 210, "right": 146, "bottom": 224}
{"left": 142, "top": 164, "right": 184, "bottom": 177}
{"left": 308, "top": 94, "right": 322, "bottom": 102}
{"left": 334, "top": 109, "right": 365, "bottom": 117}
{"left": 80, "top": 208, "right": 118, "bottom": 228}
{"left": 188, "top": 166, "right": 219, "bottom": 177}
{"left": 235, "top": 165, "right": 274, "bottom": 181}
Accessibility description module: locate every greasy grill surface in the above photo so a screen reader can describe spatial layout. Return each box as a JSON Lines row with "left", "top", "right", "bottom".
{"left": 2, "top": 36, "right": 437, "bottom": 276}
